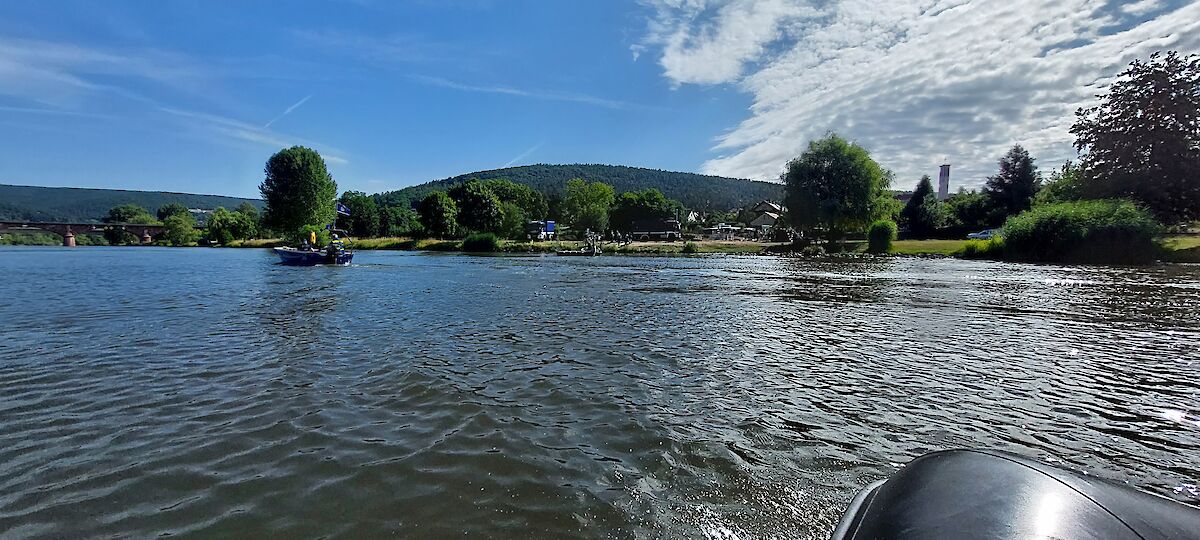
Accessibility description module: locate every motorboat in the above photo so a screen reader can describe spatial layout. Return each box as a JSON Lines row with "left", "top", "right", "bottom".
{"left": 831, "top": 449, "right": 1200, "bottom": 539}
{"left": 273, "top": 245, "right": 353, "bottom": 265}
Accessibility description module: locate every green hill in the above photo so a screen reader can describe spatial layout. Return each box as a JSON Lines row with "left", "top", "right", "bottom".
{"left": 0, "top": 184, "right": 264, "bottom": 223}
{"left": 374, "top": 164, "right": 782, "bottom": 211}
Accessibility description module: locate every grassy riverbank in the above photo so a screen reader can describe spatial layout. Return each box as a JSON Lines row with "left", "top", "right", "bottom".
{"left": 222, "top": 234, "right": 1200, "bottom": 260}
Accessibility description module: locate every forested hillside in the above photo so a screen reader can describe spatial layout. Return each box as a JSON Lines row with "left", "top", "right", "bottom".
{"left": 0, "top": 184, "right": 264, "bottom": 222}
{"left": 375, "top": 164, "right": 782, "bottom": 210}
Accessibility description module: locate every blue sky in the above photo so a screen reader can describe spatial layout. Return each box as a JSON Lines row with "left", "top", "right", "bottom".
{"left": 1, "top": 0, "right": 1197, "bottom": 198}
{"left": 0, "top": 1, "right": 749, "bottom": 198}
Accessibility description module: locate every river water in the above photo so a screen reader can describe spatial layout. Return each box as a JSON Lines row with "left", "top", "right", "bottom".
{"left": 1, "top": 247, "right": 1198, "bottom": 538}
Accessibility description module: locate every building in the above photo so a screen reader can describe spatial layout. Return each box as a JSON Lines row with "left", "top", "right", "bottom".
{"left": 748, "top": 212, "right": 780, "bottom": 228}
{"left": 751, "top": 201, "right": 783, "bottom": 214}
{"left": 938, "top": 164, "right": 950, "bottom": 201}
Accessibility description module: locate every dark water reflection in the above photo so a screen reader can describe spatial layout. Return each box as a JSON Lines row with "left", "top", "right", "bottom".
{"left": 1, "top": 247, "right": 1198, "bottom": 538}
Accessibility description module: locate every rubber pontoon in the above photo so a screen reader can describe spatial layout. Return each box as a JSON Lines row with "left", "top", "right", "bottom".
{"left": 832, "top": 449, "right": 1200, "bottom": 540}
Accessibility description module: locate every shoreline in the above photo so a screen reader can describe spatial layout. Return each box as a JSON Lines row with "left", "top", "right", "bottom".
{"left": 6, "top": 235, "right": 1196, "bottom": 262}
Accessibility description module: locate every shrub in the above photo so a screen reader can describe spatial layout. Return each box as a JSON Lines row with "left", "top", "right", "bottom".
{"left": 1001, "top": 199, "right": 1162, "bottom": 264}
{"left": 867, "top": 220, "right": 897, "bottom": 253}
{"left": 462, "top": 232, "right": 500, "bottom": 252}
{"left": 681, "top": 241, "right": 698, "bottom": 254}
{"left": 957, "top": 237, "right": 1005, "bottom": 259}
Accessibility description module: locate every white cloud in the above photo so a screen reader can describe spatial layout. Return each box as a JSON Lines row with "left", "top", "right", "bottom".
{"left": 640, "top": 0, "right": 1200, "bottom": 189}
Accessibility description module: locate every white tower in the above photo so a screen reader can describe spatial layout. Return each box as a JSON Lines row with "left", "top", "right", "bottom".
{"left": 938, "top": 164, "right": 950, "bottom": 200}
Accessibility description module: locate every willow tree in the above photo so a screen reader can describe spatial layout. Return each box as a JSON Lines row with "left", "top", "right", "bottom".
{"left": 782, "top": 134, "right": 888, "bottom": 245}
{"left": 259, "top": 146, "right": 337, "bottom": 234}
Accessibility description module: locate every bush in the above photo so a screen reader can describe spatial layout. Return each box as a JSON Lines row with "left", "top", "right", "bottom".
{"left": 462, "top": 232, "right": 500, "bottom": 252}
{"left": 957, "top": 237, "right": 1005, "bottom": 259}
{"left": 681, "top": 241, "right": 698, "bottom": 254}
{"left": 1001, "top": 199, "right": 1162, "bottom": 264}
{"left": 867, "top": 220, "right": 897, "bottom": 253}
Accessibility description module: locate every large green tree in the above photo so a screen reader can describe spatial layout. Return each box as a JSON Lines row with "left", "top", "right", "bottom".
{"left": 161, "top": 212, "right": 199, "bottom": 246}
{"left": 984, "top": 144, "right": 1041, "bottom": 221}
{"left": 608, "top": 188, "right": 681, "bottom": 232}
{"left": 1071, "top": 51, "right": 1200, "bottom": 225}
{"left": 946, "top": 190, "right": 991, "bottom": 232}
{"left": 103, "top": 204, "right": 157, "bottom": 244}
{"left": 156, "top": 202, "right": 189, "bottom": 221}
{"left": 563, "top": 178, "right": 615, "bottom": 233}
{"left": 379, "top": 205, "right": 422, "bottom": 237}
{"left": 418, "top": 191, "right": 458, "bottom": 238}
{"left": 497, "top": 202, "right": 528, "bottom": 239}
{"left": 900, "top": 176, "right": 947, "bottom": 238}
{"left": 448, "top": 180, "right": 502, "bottom": 232}
{"left": 337, "top": 191, "right": 381, "bottom": 237}
{"left": 782, "top": 134, "right": 889, "bottom": 244}
{"left": 259, "top": 146, "right": 338, "bottom": 234}
{"left": 105, "top": 204, "right": 157, "bottom": 224}
{"left": 206, "top": 207, "right": 257, "bottom": 244}
{"left": 481, "top": 179, "right": 548, "bottom": 219}
{"left": 1035, "top": 161, "right": 1086, "bottom": 206}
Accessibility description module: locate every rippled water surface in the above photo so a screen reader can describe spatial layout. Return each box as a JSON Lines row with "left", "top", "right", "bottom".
{"left": 2, "top": 247, "right": 1199, "bottom": 538}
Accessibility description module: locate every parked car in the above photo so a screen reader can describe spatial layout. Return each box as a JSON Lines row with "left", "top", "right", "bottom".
{"left": 967, "top": 228, "right": 1000, "bottom": 240}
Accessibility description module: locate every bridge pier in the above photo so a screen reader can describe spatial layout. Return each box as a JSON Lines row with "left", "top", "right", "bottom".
{"left": 63, "top": 231, "right": 76, "bottom": 247}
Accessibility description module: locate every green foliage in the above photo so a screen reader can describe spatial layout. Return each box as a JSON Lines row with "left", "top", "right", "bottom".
{"left": 448, "top": 180, "right": 503, "bottom": 233}
{"left": 1071, "top": 51, "right": 1200, "bottom": 225}
{"left": 379, "top": 205, "right": 422, "bottom": 237}
{"left": 481, "top": 179, "right": 548, "bottom": 219}
{"left": 105, "top": 203, "right": 157, "bottom": 224}
{"left": 206, "top": 207, "right": 257, "bottom": 245}
{"left": 1035, "top": 161, "right": 1086, "bottom": 206}
{"left": 945, "top": 190, "right": 991, "bottom": 232}
{"left": 338, "top": 190, "right": 380, "bottom": 237}
{"left": 984, "top": 144, "right": 1041, "bottom": 220}
{"left": 957, "top": 237, "right": 1006, "bottom": 259}
{"left": 900, "top": 176, "right": 950, "bottom": 238}
{"left": 103, "top": 204, "right": 157, "bottom": 244}
{"left": 782, "top": 134, "right": 889, "bottom": 243}
{"left": 874, "top": 195, "right": 903, "bottom": 222}
{"left": 681, "top": 241, "right": 698, "bottom": 254}
{"left": 293, "top": 224, "right": 331, "bottom": 247}
{"left": 867, "top": 220, "right": 898, "bottom": 253}
{"left": 609, "top": 188, "right": 682, "bottom": 232}
{"left": 260, "top": 146, "right": 338, "bottom": 233}
{"left": 497, "top": 202, "right": 528, "bottom": 240}
{"left": 563, "top": 178, "right": 615, "bottom": 233}
{"left": 418, "top": 191, "right": 458, "bottom": 238}
{"left": 0, "top": 183, "right": 262, "bottom": 223}
{"left": 156, "top": 202, "right": 189, "bottom": 221}
{"left": 370, "top": 164, "right": 782, "bottom": 213}
{"left": 1001, "top": 199, "right": 1163, "bottom": 264}
{"left": 162, "top": 212, "right": 200, "bottom": 246}
{"left": 462, "top": 232, "right": 500, "bottom": 252}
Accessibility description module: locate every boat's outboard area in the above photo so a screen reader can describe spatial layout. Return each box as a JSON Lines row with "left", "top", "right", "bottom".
{"left": 832, "top": 449, "right": 1200, "bottom": 540}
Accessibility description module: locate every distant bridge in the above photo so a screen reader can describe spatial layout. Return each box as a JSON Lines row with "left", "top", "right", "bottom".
{"left": 0, "top": 221, "right": 169, "bottom": 246}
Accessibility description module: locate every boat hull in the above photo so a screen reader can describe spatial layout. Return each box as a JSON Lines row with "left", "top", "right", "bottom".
{"left": 274, "top": 247, "right": 353, "bottom": 266}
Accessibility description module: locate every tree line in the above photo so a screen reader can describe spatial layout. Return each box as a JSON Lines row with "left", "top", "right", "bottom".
{"left": 787, "top": 51, "right": 1199, "bottom": 263}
